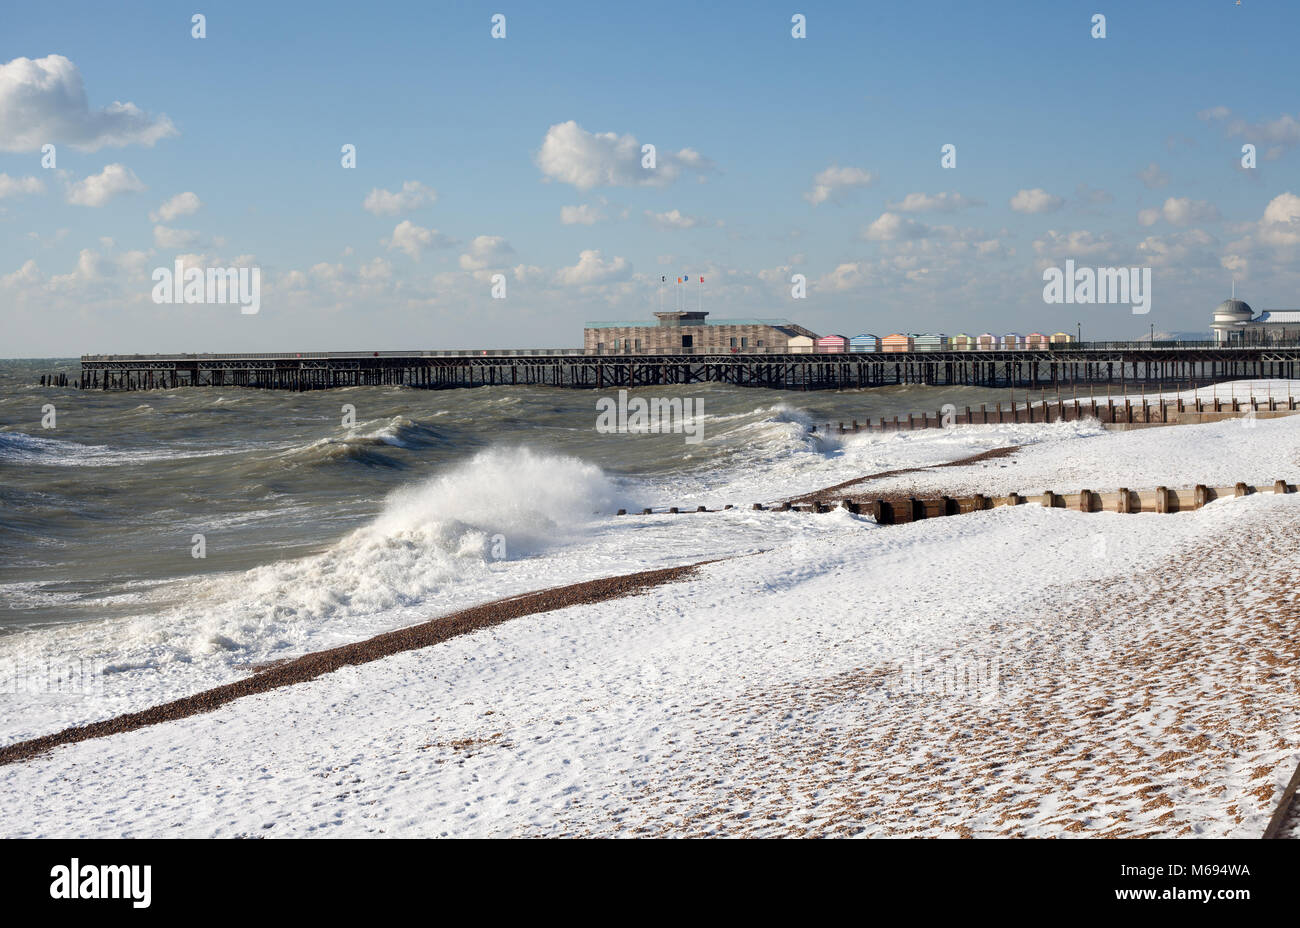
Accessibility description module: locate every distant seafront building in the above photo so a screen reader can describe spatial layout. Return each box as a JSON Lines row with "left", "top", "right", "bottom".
{"left": 1210, "top": 296, "right": 1300, "bottom": 344}
{"left": 579, "top": 311, "right": 1095, "bottom": 355}
{"left": 584, "top": 312, "right": 819, "bottom": 353}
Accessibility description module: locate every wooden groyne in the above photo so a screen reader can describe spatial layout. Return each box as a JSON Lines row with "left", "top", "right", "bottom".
{"left": 811, "top": 393, "right": 1300, "bottom": 434}
{"left": 76, "top": 344, "right": 1300, "bottom": 392}
{"left": 617, "top": 481, "right": 1293, "bottom": 522}
{"left": 1263, "top": 759, "right": 1300, "bottom": 839}
{"left": 858, "top": 481, "right": 1290, "bottom": 525}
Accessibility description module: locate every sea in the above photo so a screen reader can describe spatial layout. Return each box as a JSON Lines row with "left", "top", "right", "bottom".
{"left": 0, "top": 356, "right": 1038, "bottom": 738}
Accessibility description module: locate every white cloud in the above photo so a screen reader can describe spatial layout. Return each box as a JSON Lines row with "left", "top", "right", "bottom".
{"left": 1258, "top": 192, "right": 1300, "bottom": 247}
{"left": 0, "top": 55, "right": 177, "bottom": 152}
{"left": 458, "top": 235, "right": 516, "bottom": 271}
{"left": 149, "top": 191, "right": 202, "bottom": 222}
{"left": 885, "top": 191, "right": 984, "bottom": 212}
{"left": 26, "top": 228, "right": 68, "bottom": 247}
{"left": 1009, "top": 188, "right": 1064, "bottom": 214}
{"left": 1137, "top": 162, "right": 1170, "bottom": 190}
{"left": 560, "top": 203, "right": 604, "bottom": 225}
{"left": 1074, "top": 183, "right": 1114, "bottom": 206}
{"left": 310, "top": 262, "right": 345, "bottom": 282}
{"left": 1031, "top": 229, "right": 1119, "bottom": 259}
{"left": 359, "top": 257, "right": 393, "bottom": 280}
{"left": 513, "top": 264, "right": 546, "bottom": 284}
{"left": 1136, "top": 229, "right": 1217, "bottom": 267}
{"left": 383, "top": 220, "right": 454, "bottom": 260}
{"left": 863, "top": 212, "right": 931, "bottom": 241}
{"left": 817, "top": 262, "right": 870, "bottom": 292}
{"left": 554, "top": 249, "right": 631, "bottom": 286}
{"left": 1244, "top": 114, "right": 1300, "bottom": 149}
{"left": 153, "top": 225, "right": 202, "bottom": 249}
{"left": 363, "top": 181, "right": 437, "bottom": 216}
{"left": 644, "top": 209, "right": 720, "bottom": 230}
{"left": 116, "top": 250, "right": 152, "bottom": 277}
{"left": 0, "top": 173, "right": 44, "bottom": 198}
{"left": 2, "top": 259, "right": 42, "bottom": 288}
{"left": 65, "top": 163, "right": 145, "bottom": 206}
{"left": 49, "top": 248, "right": 114, "bottom": 289}
{"left": 1200, "top": 107, "right": 1300, "bottom": 158}
{"left": 1138, "top": 197, "right": 1221, "bottom": 227}
{"left": 804, "top": 165, "right": 875, "bottom": 205}
{"left": 536, "top": 120, "right": 714, "bottom": 190}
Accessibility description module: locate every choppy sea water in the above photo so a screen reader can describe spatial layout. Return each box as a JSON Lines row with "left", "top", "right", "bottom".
{"left": 1, "top": 358, "right": 1030, "bottom": 654}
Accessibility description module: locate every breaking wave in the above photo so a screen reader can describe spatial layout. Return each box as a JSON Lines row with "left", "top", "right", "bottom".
{"left": 175, "top": 445, "right": 621, "bottom": 655}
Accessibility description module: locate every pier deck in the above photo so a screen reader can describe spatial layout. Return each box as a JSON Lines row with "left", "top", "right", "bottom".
{"left": 75, "top": 343, "right": 1300, "bottom": 391}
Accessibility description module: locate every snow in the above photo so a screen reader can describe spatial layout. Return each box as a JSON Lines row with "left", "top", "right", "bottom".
{"left": 850, "top": 399, "right": 1300, "bottom": 501}
{"left": 3, "top": 382, "right": 1300, "bottom": 837}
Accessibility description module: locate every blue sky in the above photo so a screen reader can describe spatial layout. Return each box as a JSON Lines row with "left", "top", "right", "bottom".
{"left": 2, "top": 0, "right": 1298, "bottom": 355}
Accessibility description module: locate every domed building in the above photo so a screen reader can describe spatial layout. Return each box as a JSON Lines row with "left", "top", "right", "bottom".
{"left": 1210, "top": 295, "right": 1300, "bottom": 344}
{"left": 1210, "top": 298, "right": 1254, "bottom": 342}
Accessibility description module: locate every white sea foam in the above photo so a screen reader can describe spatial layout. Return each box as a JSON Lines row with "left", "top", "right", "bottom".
{"left": 177, "top": 445, "right": 622, "bottom": 654}
{"left": 0, "top": 430, "right": 238, "bottom": 466}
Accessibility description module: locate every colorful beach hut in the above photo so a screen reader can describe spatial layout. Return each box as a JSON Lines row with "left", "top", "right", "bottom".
{"left": 849, "top": 334, "right": 879, "bottom": 353}
{"left": 881, "top": 333, "right": 914, "bottom": 353}
{"left": 816, "top": 334, "right": 849, "bottom": 353}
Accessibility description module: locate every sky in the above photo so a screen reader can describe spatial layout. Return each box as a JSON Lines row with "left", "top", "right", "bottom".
{"left": 1, "top": 0, "right": 1299, "bottom": 356}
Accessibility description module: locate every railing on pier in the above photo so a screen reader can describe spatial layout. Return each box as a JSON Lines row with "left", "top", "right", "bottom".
{"left": 80, "top": 338, "right": 1300, "bottom": 363}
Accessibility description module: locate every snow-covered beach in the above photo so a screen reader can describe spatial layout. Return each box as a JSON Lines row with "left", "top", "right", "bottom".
{"left": 2, "top": 381, "right": 1298, "bottom": 837}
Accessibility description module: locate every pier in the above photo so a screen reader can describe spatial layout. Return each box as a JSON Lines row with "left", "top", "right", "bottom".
{"left": 76, "top": 342, "right": 1300, "bottom": 391}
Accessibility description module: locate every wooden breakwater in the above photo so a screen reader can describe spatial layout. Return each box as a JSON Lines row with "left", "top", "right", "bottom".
{"left": 616, "top": 481, "right": 1293, "bottom": 522}
{"left": 811, "top": 394, "right": 1300, "bottom": 434}
{"left": 858, "top": 481, "right": 1291, "bottom": 525}
{"left": 1263, "top": 758, "right": 1300, "bottom": 839}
